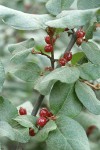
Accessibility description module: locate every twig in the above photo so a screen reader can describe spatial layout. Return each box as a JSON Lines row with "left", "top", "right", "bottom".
{"left": 64, "top": 29, "right": 77, "bottom": 54}
{"left": 31, "top": 49, "right": 51, "bottom": 59}
{"left": 84, "top": 81, "right": 100, "bottom": 90}
{"left": 31, "top": 94, "right": 45, "bottom": 116}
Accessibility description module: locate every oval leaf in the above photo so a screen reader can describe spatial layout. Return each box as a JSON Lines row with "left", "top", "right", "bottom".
{"left": 46, "top": 8, "right": 99, "bottom": 28}
{"left": 78, "top": 62, "right": 100, "bottom": 81}
{"left": 14, "top": 115, "right": 38, "bottom": 132}
{"left": 50, "top": 81, "right": 82, "bottom": 117}
{"left": 46, "top": 0, "right": 74, "bottom": 15}
{"left": 77, "top": 0, "right": 100, "bottom": 10}
{"left": 0, "top": 97, "right": 18, "bottom": 123}
{"left": 34, "top": 66, "right": 80, "bottom": 95}
{"left": 81, "top": 42, "right": 100, "bottom": 65}
{"left": 8, "top": 38, "right": 34, "bottom": 64}
{"left": 14, "top": 62, "right": 41, "bottom": 82}
{"left": 75, "top": 81, "right": 100, "bottom": 115}
{"left": 46, "top": 116, "right": 90, "bottom": 150}
{"left": 0, "top": 5, "right": 53, "bottom": 30}
{"left": 0, "top": 121, "right": 15, "bottom": 141}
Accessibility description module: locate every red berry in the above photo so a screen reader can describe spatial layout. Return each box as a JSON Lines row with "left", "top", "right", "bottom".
{"left": 76, "top": 38, "right": 83, "bottom": 46}
{"left": 48, "top": 112, "right": 53, "bottom": 117}
{"left": 45, "top": 36, "right": 51, "bottom": 44}
{"left": 39, "top": 108, "right": 49, "bottom": 117}
{"left": 44, "top": 44, "right": 53, "bottom": 52}
{"left": 29, "top": 128, "right": 35, "bottom": 136}
{"left": 59, "top": 58, "right": 67, "bottom": 66}
{"left": 81, "top": 30, "right": 85, "bottom": 37}
{"left": 76, "top": 30, "right": 85, "bottom": 38}
{"left": 64, "top": 52, "right": 72, "bottom": 61}
{"left": 86, "top": 125, "right": 96, "bottom": 136}
{"left": 45, "top": 36, "right": 55, "bottom": 44}
{"left": 37, "top": 117, "right": 47, "bottom": 127}
{"left": 19, "top": 107, "right": 27, "bottom": 115}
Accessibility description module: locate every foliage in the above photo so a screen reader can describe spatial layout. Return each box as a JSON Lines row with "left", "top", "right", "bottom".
{"left": 0, "top": 0, "right": 100, "bottom": 150}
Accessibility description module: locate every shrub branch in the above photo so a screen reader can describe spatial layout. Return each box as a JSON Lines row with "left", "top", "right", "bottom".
{"left": 31, "top": 29, "right": 77, "bottom": 116}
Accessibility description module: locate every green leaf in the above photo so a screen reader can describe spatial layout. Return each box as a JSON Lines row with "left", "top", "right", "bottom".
{"left": 75, "top": 111, "right": 100, "bottom": 131}
{"left": 14, "top": 115, "right": 38, "bottom": 132}
{"left": 34, "top": 120, "right": 57, "bottom": 142}
{"left": 78, "top": 62, "right": 100, "bottom": 80}
{"left": 77, "top": 0, "right": 100, "bottom": 10}
{"left": 75, "top": 81, "right": 100, "bottom": 115}
{"left": 0, "top": 5, "right": 53, "bottom": 30}
{"left": 0, "top": 121, "right": 15, "bottom": 141}
{"left": 12, "top": 122, "right": 30, "bottom": 143}
{"left": 9, "top": 38, "right": 34, "bottom": 54}
{"left": 0, "top": 97, "right": 18, "bottom": 123}
{"left": 50, "top": 81, "right": 82, "bottom": 117}
{"left": 8, "top": 38, "right": 34, "bottom": 64}
{"left": 46, "top": 8, "right": 99, "bottom": 29}
{"left": 0, "top": 60, "right": 5, "bottom": 92}
{"left": 34, "top": 66, "right": 80, "bottom": 95}
{"left": 46, "top": 116, "right": 90, "bottom": 150}
{"left": 81, "top": 42, "right": 100, "bottom": 65}
{"left": 46, "top": 0, "right": 74, "bottom": 16}
{"left": 14, "top": 62, "right": 41, "bottom": 82}
{"left": 96, "top": 9, "right": 100, "bottom": 22}
{"left": 0, "top": 120, "right": 30, "bottom": 143}
{"left": 71, "top": 52, "right": 85, "bottom": 65}
{"left": 11, "top": 49, "right": 32, "bottom": 64}
{"left": 85, "top": 23, "right": 96, "bottom": 40}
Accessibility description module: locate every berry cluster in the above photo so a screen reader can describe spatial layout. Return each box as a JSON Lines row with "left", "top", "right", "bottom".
{"left": 37, "top": 108, "right": 53, "bottom": 127}
{"left": 44, "top": 35, "right": 55, "bottom": 52}
{"left": 76, "top": 29, "right": 85, "bottom": 46}
{"left": 44, "top": 27, "right": 56, "bottom": 53}
{"left": 19, "top": 107, "right": 54, "bottom": 137}
{"left": 59, "top": 51, "right": 72, "bottom": 66}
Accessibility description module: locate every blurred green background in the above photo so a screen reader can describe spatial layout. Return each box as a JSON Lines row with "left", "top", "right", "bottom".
{"left": 0, "top": 0, "right": 100, "bottom": 149}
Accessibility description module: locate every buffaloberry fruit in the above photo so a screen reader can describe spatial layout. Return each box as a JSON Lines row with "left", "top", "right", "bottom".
{"left": 48, "top": 112, "right": 53, "bottom": 117}
{"left": 81, "top": 30, "right": 85, "bottom": 37}
{"left": 86, "top": 125, "right": 96, "bottom": 137}
{"left": 59, "top": 58, "right": 66, "bottom": 66}
{"left": 76, "top": 38, "right": 83, "bottom": 46}
{"left": 39, "top": 108, "right": 49, "bottom": 117}
{"left": 19, "top": 107, "right": 27, "bottom": 115}
{"left": 37, "top": 117, "right": 47, "bottom": 127}
{"left": 64, "top": 52, "right": 72, "bottom": 61}
{"left": 44, "top": 44, "right": 53, "bottom": 52}
{"left": 76, "top": 30, "right": 84, "bottom": 38}
{"left": 45, "top": 36, "right": 51, "bottom": 44}
{"left": 45, "top": 36, "right": 55, "bottom": 44}
{"left": 76, "top": 29, "right": 85, "bottom": 38}
{"left": 29, "top": 128, "right": 35, "bottom": 136}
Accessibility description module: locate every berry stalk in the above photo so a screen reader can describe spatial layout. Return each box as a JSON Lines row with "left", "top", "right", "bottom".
{"left": 31, "top": 94, "right": 44, "bottom": 116}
